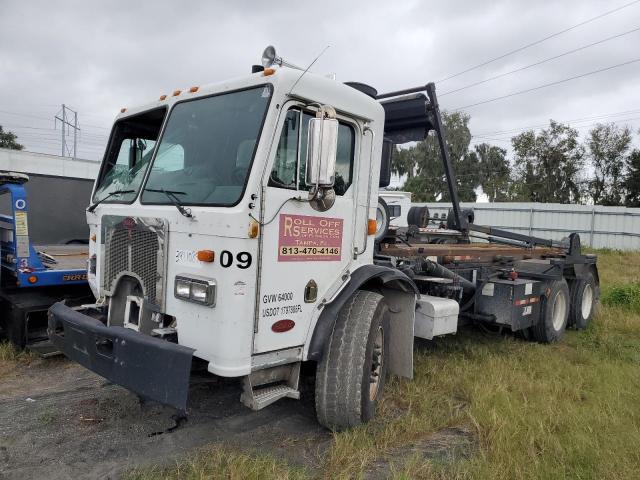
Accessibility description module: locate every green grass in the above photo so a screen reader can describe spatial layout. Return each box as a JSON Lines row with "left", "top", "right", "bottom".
{"left": 104, "top": 251, "right": 640, "bottom": 478}
{"left": 0, "top": 341, "right": 36, "bottom": 377}
{"left": 126, "top": 446, "right": 308, "bottom": 480}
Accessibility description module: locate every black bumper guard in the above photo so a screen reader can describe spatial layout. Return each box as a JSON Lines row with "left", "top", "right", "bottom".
{"left": 48, "top": 302, "right": 194, "bottom": 411}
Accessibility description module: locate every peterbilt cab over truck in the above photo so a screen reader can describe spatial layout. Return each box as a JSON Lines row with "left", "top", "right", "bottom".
{"left": 48, "top": 47, "right": 599, "bottom": 430}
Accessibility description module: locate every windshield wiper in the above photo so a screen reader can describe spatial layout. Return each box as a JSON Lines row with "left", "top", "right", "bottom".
{"left": 87, "top": 189, "right": 135, "bottom": 213}
{"left": 145, "top": 188, "right": 193, "bottom": 218}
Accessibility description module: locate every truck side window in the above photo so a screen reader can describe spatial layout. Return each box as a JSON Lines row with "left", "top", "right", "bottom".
{"left": 269, "top": 110, "right": 299, "bottom": 189}
{"left": 269, "top": 108, "right": 355, "bottom": 196}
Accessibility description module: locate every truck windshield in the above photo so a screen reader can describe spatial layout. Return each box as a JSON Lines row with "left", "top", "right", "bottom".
{"left": 141, "top": 85, "right": 272, "bottom": 206}
{"left": 92, "top": 107, "right": 166, "bottom": 204}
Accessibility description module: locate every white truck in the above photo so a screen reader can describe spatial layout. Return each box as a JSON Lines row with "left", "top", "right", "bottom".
{"left": 48, "top": 47, "right": 599, "bottom": 430}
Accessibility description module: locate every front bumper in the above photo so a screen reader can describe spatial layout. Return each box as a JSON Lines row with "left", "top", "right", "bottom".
{"left": 48, "top": 302, "right": 194, "bottom": 411}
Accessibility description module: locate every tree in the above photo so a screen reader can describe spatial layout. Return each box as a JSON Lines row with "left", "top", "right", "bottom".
{"left": 624, "top": 149, "right": 640, "bottom": 208}
{"left": 399, "top": 111, "right": 480, "bottom": 202}
{"left": 0, "top": 126, "right": 24, "bottom": 150}
{"left": 472, "top": 143, "right": 511, "bottom": 202}
{"left": 511, "top": 121, "right": 584, "bottom": 203}
{"left": 586, "top": 123, "right": 631, "bottom": 206}
{"left": 390, "top": 146, "right": 415, "bottom": 180}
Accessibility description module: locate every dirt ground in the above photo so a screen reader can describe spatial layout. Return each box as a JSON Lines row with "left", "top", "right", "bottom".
{"left": 0, "top": 357, "right": 331, "bottom": 479}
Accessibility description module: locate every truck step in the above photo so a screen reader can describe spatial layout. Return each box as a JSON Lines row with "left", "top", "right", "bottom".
{"left": 241, "top": 384, "right": 300, "bottom": 411}
{"left": 240, "top": 361, "right": 301, "bottom": 411}
{"left": 27, "top": 340, "right": 61, "bottom": 358}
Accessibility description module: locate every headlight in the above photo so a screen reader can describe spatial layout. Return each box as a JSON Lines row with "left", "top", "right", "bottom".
{"left": 174, "top": 275, "right": 216, "bottom": 307}
{"left": 190, "top": 282, "right": 209, "bottom": 302}
{"left": 175, "top": 278, "right": 191, "bottom": 299}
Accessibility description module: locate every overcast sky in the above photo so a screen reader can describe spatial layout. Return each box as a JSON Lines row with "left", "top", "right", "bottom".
{"left": 1, "top": 0, "right": 639, "bottom": 163}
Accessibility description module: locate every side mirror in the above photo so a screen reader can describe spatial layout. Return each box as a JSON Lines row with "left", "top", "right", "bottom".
{"left": 379, "top": 139, "right": 393, "bottom": 188}
{"left": 306, "top": 109, "right": 338, "bottom": 188}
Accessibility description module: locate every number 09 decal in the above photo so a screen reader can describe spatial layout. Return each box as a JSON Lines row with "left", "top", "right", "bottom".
{"left": 220, "top": 250, "right": 252, "bottom": 269}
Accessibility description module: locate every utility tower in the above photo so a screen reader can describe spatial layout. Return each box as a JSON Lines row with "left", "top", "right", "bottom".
{"left": 54, "top": 104, "right": 80, "bottom": 158}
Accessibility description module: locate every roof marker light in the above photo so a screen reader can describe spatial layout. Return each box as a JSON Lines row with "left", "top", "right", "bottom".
{"left": 120, "top": 108, "right": 127, "bottom": 113}
{"left": 172, "top": 89, "right": 181, "bottom": 96}
{"left": 159, "top": 94, "right": 167, "bottom": 100}
{"left": 189, "top": 86, "right": 199, "bottom": 93}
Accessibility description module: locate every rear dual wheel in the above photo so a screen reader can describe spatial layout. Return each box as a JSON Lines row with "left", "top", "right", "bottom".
{"left": 532, "top": 279, "right": 570, "bottom": 343}
{"left": 568, "top": 271, "right": 598, "bottom": 330}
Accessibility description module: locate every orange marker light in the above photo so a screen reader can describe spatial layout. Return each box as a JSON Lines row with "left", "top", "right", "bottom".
{"left": 197, "top": 250, "right": 215, "bottom": 262}
{"left": 172, "top": 89, "right": 182, "bottom": 96}
{"left": 90, "top": 234, "right": 96, "bottom": 242}
{"left": 367, "top": 219, "right": 378, "bottom": 235}
{"left": 28, "top": 275, "right": 38, "bottom": 284}
{"left": 248, "top": 220, "right": 259, "bottom": 238}
{"left": 263, "top": 68, "right": 276, "bottom": 76}
{"left": 120, "top": 107, "right": 127, "bottom": 113}
{"left": 159, "top": 94, "right": 167, "bottom": 100}
{"left": 189, "top": 86, "right": 199, "bottom": 93}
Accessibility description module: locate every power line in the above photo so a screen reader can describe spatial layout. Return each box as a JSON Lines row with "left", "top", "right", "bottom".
{"left": 0, "top": 109, "right": 111, "bottom": 131}
{"left": 472, "top": 108, "right": 640, "bottom": 136}
{"left": 470, "top": 116, "right": 640, "bottom": 143}
{"left": 436, "top": 0, "right": 640, "bottom": 84}
{"left": 453, "top": 58, "right": 640, "bottom": 111}
{"left": 4, "top": 124, "right": 108, "bottom": 138}
{"left": 439, "top": 26, "right": 640, "bottom": 96}
{"left": 0, "top": 109, "right": 51, "bottom": 122}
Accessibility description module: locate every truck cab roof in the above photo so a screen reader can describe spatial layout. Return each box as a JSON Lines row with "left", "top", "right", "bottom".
{"left": 115, "top": 67, "right": 385, "bottom": 127}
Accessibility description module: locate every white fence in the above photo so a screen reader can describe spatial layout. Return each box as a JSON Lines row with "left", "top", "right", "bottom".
{"left": 415, "top": 202, "right": 640, "bottom": 251}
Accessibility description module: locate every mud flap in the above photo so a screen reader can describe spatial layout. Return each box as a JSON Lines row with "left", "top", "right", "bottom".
{"left": 48, "top": 302, "right": 194, "bottom": 411}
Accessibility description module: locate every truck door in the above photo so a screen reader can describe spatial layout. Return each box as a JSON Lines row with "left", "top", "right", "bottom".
{"left": 254, "top": 105, "right": 359, "bottom": 353}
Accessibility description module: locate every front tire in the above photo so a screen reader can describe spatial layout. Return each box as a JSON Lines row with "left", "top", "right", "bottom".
{"left": 532, "top": 279, "right": 570, "bottom": 343}
{"left": 315, "top": 290, "right": 389, "bottom": 430}
{"left": 1, "top": 305, "right": 27, "bottom": 348}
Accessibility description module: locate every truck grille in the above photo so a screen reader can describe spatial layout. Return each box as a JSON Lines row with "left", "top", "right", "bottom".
{"left": 102, "top": 216, "right": 167, "bottom": 307}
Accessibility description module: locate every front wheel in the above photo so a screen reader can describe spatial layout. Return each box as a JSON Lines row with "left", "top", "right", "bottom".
{"left": 315, "top": 290, "right": 390, "bottom": 430}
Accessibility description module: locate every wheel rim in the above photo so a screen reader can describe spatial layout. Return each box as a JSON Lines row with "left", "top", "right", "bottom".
{"left": 552, "top": 291, "right": 567, "bottom": 331}
{"left": 376, "top": 206, "right": 384, "bottom": 231}
{"left": 369, "top": 326, "right": 384, "bottom": 401}
{"left": 375, "top": 204, "right": 388, "bottom": 241}
{"left": 581, "top": 284, "right": 593, "bottom": 319}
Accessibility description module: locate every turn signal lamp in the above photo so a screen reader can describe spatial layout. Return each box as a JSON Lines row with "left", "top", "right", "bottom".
{"left": 263, "top": 68, "right": 276, "bottom": 76}
{"left": 28, "top": 275, "right": 38, "bottom": 284}
{"left": 367, "top": 219, "right": 377, "bottom": 235}
{"left": 197, "top": 250, "right": 215, "bottom": 262}
{"left": 90, "top": 234, "right": 96, "bottom": 242}
{"left": 248, "top": 220, "right": 260, "bottom": 238}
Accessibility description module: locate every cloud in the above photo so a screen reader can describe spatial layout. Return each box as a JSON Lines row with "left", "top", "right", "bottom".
{"left": 0, "top": 0, "right": 638, "bottom": 160}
